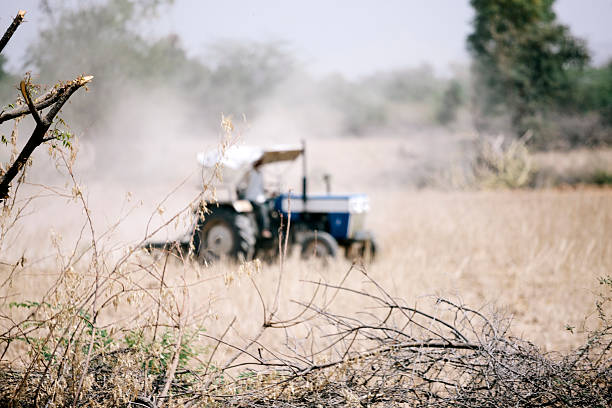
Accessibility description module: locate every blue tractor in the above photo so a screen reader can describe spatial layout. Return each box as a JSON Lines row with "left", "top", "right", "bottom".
{"left": 191, "top": 143, "right": 376, "bottom": 263}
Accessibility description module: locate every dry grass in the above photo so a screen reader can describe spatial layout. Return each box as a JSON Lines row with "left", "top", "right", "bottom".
{"left": 368, "top": 188, "right": 612, "bottom": 351}
{"left": 533, "top": 147, "right": 612, "bottom": 187}
{"left": 1, "top": 132, "right": 611, "bottom": 406}
{"left": 3, "top": 188, "right": 610, "bottom": 355}
{"left": 114, "top": 187, "right": 612, "bottom": 356}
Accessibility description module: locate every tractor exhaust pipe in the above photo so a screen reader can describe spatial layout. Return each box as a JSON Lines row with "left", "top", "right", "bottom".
{"left": 302, "top": 140, "right": 307, "bottom": 205}
{"left": 323, "top": 174, "right": 331, "bottom": 194}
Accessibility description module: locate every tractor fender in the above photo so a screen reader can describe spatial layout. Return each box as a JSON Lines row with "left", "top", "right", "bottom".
{"left": 352, "top": 229, "right": 375, "bottom": 242}
{"left": 232, "top": 200, "right": 253, "bottom": 213}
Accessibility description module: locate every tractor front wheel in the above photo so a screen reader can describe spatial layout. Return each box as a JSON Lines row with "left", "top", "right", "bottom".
{"left": 300, "top": 231, "right": 339, "bottom": 260}
{"left": 357, "top": 237, "right": 377, "bottom": 262}
{"left": 344, "top": 233, "right": 377, "bottom": 263}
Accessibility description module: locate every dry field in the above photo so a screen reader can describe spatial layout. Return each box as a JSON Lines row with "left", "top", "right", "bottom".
{"left": 138, "top": 187, "right": 612, "bottom": 354}
{"left": 1, "top": 135, "right": 611, "bottom": 405}
{"left": 2, "top": 187, "right": 611, "bottom": 354}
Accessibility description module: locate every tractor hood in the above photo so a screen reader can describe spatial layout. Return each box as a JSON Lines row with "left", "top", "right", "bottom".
{"left": 197, "top": 145, "right": 303, "bottom": 170}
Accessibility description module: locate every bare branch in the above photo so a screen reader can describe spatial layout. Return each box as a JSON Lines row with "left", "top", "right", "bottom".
{"left": 0, "top": 10, "right": 25, "bottom": 54}
{"left": 0, "top": 82, "right": 74, "bottom": 124}
{"left": 19, "top": 79, "right": 42, "bottom": 125}
{"left": 0, "top": 75, "right": 92, "bottom": 202}
{"left": 43, "top": 75, "right": 93, "bottom": 125}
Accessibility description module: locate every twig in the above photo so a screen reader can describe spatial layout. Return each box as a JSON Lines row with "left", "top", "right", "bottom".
{"left": 0, "top": 10, "right": 25, "bottom": 54}
{"left": 153, "top": 250, "right": 171, "bottom": 343}
{"left": 159, "top": 321, "right": 185, "bottom": 403}
{"left": 203, "top": 316, "right": 236, "bottom": 390}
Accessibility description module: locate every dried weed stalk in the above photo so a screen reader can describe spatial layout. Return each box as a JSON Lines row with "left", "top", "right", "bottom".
{"left": 0, "top": 115, "right": 238, "bottom": 407}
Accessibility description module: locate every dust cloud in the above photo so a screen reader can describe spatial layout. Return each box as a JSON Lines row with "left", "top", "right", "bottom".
{"left": 0, "top": 2, "right": 478, "bottom": 260}
{"left": 1, "top": 76, "right": 476, "bottom": 260}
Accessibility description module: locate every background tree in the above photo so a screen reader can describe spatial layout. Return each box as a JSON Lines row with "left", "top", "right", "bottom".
{"left": 570, "top": 61, "right": 612, "bottom": 126}
{"left": 0, "top": 55, "right": 18, "bottom": 101}
{"left": 437, "top": 80, "right": 463, "bottom": 125}
{"left": 12, "top": 0, "right": 480, "bottom": 146}
{"left": 467, "top": 0, "right": 589, "bottom": 142}
{"left": 25, "top": 0, "right": 300, "bottom": 134}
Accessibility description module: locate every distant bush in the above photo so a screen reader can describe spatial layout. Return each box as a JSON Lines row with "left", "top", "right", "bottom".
{"left": 592, "top": 169, "right": 612, "bottom": 186}
{"left": 443, "top": 134, "right": 535, "bottom": 189}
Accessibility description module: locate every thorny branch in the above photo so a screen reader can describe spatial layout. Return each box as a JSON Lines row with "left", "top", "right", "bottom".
{"left": 191, "top": 266, "right": 611, "bottom": 407}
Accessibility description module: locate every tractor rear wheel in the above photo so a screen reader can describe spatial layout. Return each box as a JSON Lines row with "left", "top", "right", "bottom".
{"left": 194, "top": 207, "right": 256, "bottom": 263}
{"left": 300, "top": 231, "right": 339, "bottom": 260}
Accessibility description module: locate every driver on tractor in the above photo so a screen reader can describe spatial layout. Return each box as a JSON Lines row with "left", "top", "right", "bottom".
{"left": 243, "top": 159, "right": 272, "bottom": 239}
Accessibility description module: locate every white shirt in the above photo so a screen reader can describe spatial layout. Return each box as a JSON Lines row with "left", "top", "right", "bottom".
{"left": 244, "top": 168, "right": 265, "bottom": 203}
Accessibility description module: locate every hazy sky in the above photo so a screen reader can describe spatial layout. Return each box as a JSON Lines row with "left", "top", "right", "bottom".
{"left": 2, "top": 0, "right": 611, "bottom": 78}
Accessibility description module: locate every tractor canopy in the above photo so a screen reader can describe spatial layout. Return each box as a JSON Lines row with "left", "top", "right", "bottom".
{"left": 197, "top": 145, "right": 304, "bottom": 199}
{"left": 197, "top": 145, "right": 303, "bottom": 171}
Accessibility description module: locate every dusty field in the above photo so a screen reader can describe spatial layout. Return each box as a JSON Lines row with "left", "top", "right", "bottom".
{"left": 199, "top": 187, "right": 612, "bottom": 354}
{"left": 1, "top": 135, "right": 612, "bottom": 374}
{"left": 2, "top": 187, "right": 611, "bottom": 360}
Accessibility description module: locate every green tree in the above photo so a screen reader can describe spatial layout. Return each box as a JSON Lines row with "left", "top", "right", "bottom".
{"left": 0, "top": 55, "right": 18, "bottom": 102}
{"left": 437, "top": 80, "right": 463, "bottom": 125}
{"left": 205, "top": 40, "right": 297, "bottom": 118}
{"left": 376, "top": 65, "right": 444, "bottom": 103}
{"left": 467, "top": 0, "right": 589, "bottom": 138}
{"left": 26, "top": 0, "right": 195, "bottom": 117}
{"left": 570, "top": 61, "right": 612, "bottom": 126}
{"left": 0, "top": 55, "right": 9, "bottom": 82}
{"left": 26, "top": 0, "right": 297, "bottom": 130}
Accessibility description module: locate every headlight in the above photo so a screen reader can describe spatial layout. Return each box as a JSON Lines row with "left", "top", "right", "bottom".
{"left": 348, "top": 196, "right": 370, "bottom": 213}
